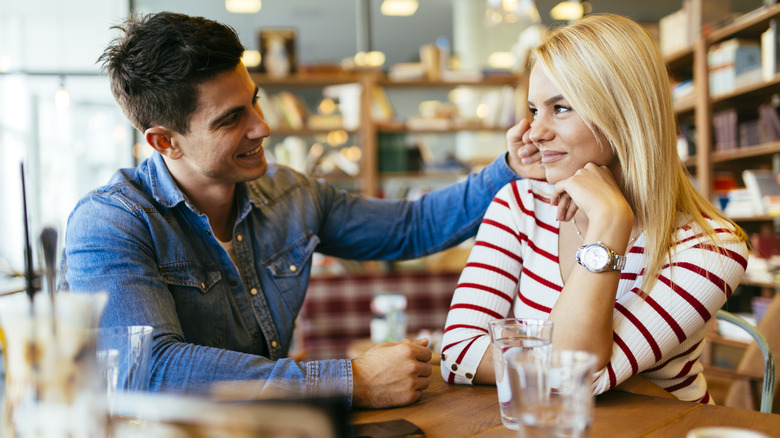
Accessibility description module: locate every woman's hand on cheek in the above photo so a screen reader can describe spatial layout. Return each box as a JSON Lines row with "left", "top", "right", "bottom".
{"left": 550, "top": 163, "right": 628, "bottom": 223}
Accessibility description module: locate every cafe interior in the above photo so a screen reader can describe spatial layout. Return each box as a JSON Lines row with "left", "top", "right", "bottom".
{"left": 1, "top": 0, "right": 779, "bottom": 436}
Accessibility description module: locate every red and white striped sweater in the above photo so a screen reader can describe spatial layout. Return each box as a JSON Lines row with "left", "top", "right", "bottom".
{"left": 441, "top": 179, "right": 748, "bottom": 402}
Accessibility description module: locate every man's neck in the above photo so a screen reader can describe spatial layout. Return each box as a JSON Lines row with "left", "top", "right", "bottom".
{"left": 165, "top": 159, "right": 238, "bottom": 242}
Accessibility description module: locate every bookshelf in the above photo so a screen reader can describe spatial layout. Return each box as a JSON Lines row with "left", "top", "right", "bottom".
{"left": 249, "top": 70, "right": 526, "bottom": 198}
{"left": 664, "top": 2, "right": 780, "bottom": 401}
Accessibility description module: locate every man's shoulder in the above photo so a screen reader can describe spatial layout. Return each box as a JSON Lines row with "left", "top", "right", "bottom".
{"left": 74, "top": 166, "right": 158, "bottom": 213}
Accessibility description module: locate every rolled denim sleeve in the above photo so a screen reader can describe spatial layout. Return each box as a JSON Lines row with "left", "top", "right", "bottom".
{"left": 61, "top": 187, "right": 354, "bottom": 404}
{"left": 315, "top": 152, "right": 520, "bottom": 259}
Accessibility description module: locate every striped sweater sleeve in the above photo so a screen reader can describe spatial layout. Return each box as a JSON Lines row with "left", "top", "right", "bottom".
{"left": 597, "top": 224, "right": 748, "bottom": 401}
{"left": 440, "top": 181, "right": 530, "bottom": 384}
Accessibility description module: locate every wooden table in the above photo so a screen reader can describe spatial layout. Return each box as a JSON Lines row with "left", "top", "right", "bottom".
{"left": 352, "top": 366, "right": 780, "bottom": 437}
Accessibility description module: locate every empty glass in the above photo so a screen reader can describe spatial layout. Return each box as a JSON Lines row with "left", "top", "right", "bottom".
{"left": 0, "top": 292, "right": 107, "bottom": 438}
{"left": 508, "top": 349, "right": 597, "bottom": 438}
{"left": 488, "top": 318, "right": 554, "bottom": 430}
{"left": 96, "top": 325, "right": 153, "bottom": 414}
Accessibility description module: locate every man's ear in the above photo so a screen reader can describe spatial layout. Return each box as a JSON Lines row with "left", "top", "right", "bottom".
{"left": 145, "top": 127, "right": 183, "bottom": 159}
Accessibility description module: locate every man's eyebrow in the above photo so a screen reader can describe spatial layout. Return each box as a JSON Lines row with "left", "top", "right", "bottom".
{"left": 208, "top": 86, "right": 259, "bottom": 130}
{"left": 528, "top": 94, "right": 566, "bottom": 107}
{"left": 209, "top": 106, "right": 244, "bottom": 130}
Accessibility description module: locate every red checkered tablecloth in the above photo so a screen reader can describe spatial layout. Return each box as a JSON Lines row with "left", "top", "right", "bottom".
{"left": 295, "top": 272, "right": 460, "bottom": 360}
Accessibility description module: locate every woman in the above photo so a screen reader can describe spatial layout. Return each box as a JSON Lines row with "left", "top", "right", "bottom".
{"left": 440, "top": 14, "right": 749, "bottom": 403}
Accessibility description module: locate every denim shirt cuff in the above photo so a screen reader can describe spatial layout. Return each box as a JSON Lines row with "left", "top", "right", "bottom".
{"left": 305, "top": 358, "right": 353, "bottom": 408}
{"left": 488, "top": 152, "right": 522, "bottom": 192}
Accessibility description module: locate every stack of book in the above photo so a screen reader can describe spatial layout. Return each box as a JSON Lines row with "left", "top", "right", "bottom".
{"left": 659, "top": 0, "right": 731, "bottom": 56}
{"left": 708, "top": 38, "right": 762, "bottom": 96}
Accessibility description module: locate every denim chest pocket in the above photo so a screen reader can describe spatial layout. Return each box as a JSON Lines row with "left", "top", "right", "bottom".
{"left": 265, "top": 234, "right": 319, "bottom": 278}
{"left": 160, "top": 262, "right": 226, "bottom": 347}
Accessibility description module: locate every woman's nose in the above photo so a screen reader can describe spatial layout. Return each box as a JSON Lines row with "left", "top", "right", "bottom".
{"left": 528, "top": 118, "right": 553, "bottom": 144}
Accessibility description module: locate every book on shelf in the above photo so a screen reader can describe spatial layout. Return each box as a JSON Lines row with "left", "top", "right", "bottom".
{"left": 742, "top": 169, "right": 780, "bottom": 215}
{"left": 370, "top": 85, "right": 394, "bottom": 122}
{"left": 712, "top": 108, "right": 738, "bottom": 151}
{"left": 659, "top": 0, "right": 731, "bottom": 57}
{"left": 708, "top": 38, "right": 762, "bottom": 96}
{"left": 758, "top": 103, "right": 780, "bottom": 139}
{"left": 762, "top": 19, "right": 780, "bottom": 81}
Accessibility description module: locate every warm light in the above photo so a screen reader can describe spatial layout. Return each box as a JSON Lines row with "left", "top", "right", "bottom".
{"left": 225, "top": 0, "right": 261, "bottom": 14}
{"left": 340, "top": 146, "right": 362, "bottom": 162}
{"left": 476, "top": 103, "right": 489, "bottom": 119}
{"left": 380, "top": 0, "right": 418, "bottom": 16}
{"left": 487, "top": 51, "right": 516, "bottom": 69}
{"left": 550, "top": 1, "right": 590, "bottom": 21}
{"left": 318, "top": 98, "right": 336, "bottom": 115}
{"left": 326, "top": 130, "right": 349, "bottom": 146}
{"left": 55, "top": 84, "right": 70, "bottom": 110}
{"left": 242, "top": 50, "right": 261, "bottom": 68}
{"left": 501, "top": 0, "right": 519, "bottom": 13}
{"left": 354, "top": 51, "right": 386, "bottom": 67}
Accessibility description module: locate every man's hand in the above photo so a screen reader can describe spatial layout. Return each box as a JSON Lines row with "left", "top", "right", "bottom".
{"left": 506, "top": 119, "right": 545, "bottom": 180}
{"left": 352, "top": 338, "right": 433, "bottom": 409}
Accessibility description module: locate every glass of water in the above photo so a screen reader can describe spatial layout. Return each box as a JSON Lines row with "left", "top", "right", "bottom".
{"left": 508, "top": 349, "right": 597, "bottom": 438}
{"left": 488, "top": 318, "right": 554, "bottom": 430}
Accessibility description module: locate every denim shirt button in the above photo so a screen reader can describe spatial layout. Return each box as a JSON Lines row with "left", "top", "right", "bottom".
{"left": 230, "top": 280, "right": 238, "bottom": 287}
{"left": 250, "top": 288, "right": 258, "bottom": 296}
{"left": 206, "top": 230, "right": 212, "bottom": 236}
{"left": 237, "top": 234, "right": 243, "bottom": 242}
{"left": 271, "top": 340, "right": 278, "bottom": 348}
{"left": 289, "top": 265, "right": 297, "bottom": 272}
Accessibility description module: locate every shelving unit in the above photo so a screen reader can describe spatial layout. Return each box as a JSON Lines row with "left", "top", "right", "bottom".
{"left": 250, "top": 70, "right": 525, "bottom": 198}
{"left": 665, "top": 3, "right": 780, "bottom": 401}
{"left": 669, "top": 2, "right": 780, "bottom": 202}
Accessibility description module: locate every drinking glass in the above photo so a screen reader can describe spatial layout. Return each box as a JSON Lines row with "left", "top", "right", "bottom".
{"left": 96, "top": 325, "right": 153, "bottom": 414}
{"left": 488, "top": 318, "right": 554, "bottom": 430}
{"left": 0, "top": 292, "right": 107, "bottom": 438}
{"left": 508, "top": 349, "right": 597, "bottom": 438}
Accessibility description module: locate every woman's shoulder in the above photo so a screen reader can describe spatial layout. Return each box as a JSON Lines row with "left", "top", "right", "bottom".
{"left": 672, "top": 215, "right": 749, "bottom": 258}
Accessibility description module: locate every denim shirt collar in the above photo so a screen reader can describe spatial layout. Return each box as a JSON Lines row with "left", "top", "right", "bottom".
{"left": 146, "top": 152, "right": 260, "bottom": 223}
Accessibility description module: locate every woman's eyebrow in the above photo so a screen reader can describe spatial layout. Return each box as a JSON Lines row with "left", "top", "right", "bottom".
{"left": 527, "top": 94, "right": 565, "bottom": 107}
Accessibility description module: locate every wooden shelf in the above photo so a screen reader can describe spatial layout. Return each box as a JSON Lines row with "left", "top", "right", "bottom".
{"left": 710, "top": 74, "right": 780, "bottom": 108}
{"left": 711, "top": 141, "right": 780, "bottom": 163}
{"left": 377, "top": 74, "right": 522, "bottom": 87}
{"left": 708, "top": 332, "right": 752, "bottom": 349}
{"left": 708, "top": 3, "right": 780, "bottom": 44}
{"left": 268, "top": 127, "right": 358, "bottom": 136}
{"left": 250, "top": 71, "right": 360, "bottom": 86}
{"left": 376, "top": 124, "right": 511, "bottom": 134}
{"left": 665, "top": 46, "right": 695, "bottom": 73}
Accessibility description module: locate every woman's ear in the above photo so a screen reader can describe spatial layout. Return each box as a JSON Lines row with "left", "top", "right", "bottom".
{"left": 145, "top": 127, "right": 183, "bottom": 159}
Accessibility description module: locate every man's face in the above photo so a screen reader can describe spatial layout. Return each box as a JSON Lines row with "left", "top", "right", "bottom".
{"left": 170, "top": 63, "right": 270, "bottom": 188}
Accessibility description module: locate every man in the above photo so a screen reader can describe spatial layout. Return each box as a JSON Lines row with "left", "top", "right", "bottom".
{"left": 60, "top": 12, "right": 541, "bottom": 409}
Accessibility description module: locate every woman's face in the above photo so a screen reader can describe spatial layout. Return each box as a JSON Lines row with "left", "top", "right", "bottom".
{"left": 527, "top": 65, "right": 618, "bottom": 185}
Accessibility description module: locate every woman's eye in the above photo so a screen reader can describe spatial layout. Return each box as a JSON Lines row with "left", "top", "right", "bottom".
{"left": 554, "top": 105, "right": 572, "bottom": 114}
{"left": 528, "top": 107, "right": 538, "bottom": 118}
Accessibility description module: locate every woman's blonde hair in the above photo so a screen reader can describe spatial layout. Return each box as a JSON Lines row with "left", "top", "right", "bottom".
{"left": 532, "top": 13, "right": 747, "bottom": 291}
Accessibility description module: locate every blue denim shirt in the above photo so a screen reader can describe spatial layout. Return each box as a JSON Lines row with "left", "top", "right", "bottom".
{"left": 60, "top": 151, "right": 519, "bottom": 406}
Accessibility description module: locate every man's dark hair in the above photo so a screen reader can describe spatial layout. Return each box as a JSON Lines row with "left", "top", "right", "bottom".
{"left": 99, "top": 12, "right": 245, "bottom": 134}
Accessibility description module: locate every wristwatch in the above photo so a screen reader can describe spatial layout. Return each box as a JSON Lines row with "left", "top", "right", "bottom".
{"left": 575, "top": 241, "right": 626, "bottom": 273}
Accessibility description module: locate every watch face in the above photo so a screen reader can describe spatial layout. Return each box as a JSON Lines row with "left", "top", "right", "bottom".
{"left": 583, "top": 245, "right": 610, "bottom": 270}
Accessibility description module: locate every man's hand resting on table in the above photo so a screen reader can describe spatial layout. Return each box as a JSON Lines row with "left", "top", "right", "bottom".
{"left": 351, "top": 338, "right": 433, "bottom": 409}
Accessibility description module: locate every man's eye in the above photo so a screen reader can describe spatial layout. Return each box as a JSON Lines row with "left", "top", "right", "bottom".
{"left": 223, "top": 114, "right": 240, "bottom": 126}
